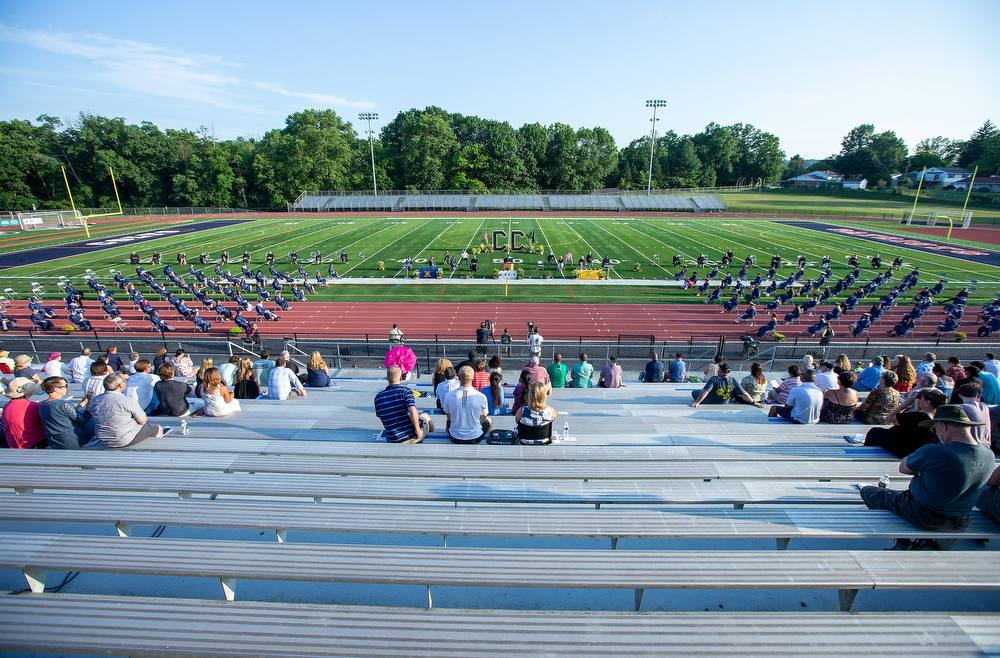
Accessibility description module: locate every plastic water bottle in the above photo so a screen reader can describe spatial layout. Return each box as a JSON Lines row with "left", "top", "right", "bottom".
{"left": 878, "top": 474, "right": 890, "bottom": 488}
{"left": 181, "top": 420, "right": 189, "bottom": 436}
{"left": 563, "top": 422, "right": 569, "bottom": 440}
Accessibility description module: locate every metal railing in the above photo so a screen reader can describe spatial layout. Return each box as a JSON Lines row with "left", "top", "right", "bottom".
{"left": 6, "top": 330, "right": 997, "bottom": 380}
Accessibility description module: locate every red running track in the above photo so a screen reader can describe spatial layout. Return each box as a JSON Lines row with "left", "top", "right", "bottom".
{"left": 3, "top": 299, "right": 977, "bottom": 343}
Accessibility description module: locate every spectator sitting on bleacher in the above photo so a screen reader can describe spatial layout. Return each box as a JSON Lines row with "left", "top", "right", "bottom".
{"left": 265, "top": 356, "right": 307, "bottom": 400}
{"left": 569, "top": 354, "right": 594, "bottom": 388}
{"left": 955, "top": 382, "right": 992, "bottom": 450}
{"left": 82, "top": 361, "right": 110, "bottom": 410}
{"left": 672, "top": 352, "right": 687, "bottom": 384}
{"left": 124, "top": 360, "right": 157, "bottom": 414}
{"left": 639, "top": 352, "right": 665, "bottom": 383}
{"left": 547, "top": 353, "right": 568, "bottom": 388}
{"left": 690, "top": 363, "right": 765, "bottom": 408}
{"left": 969, "top": 361, "right": 1000, "bottom": 405}
{"left": 851, "top": 387, "right": 948, "bottom": 457}
{"left": 515, "top": 382, "right": 556, "bottom": 445}
{"left": 168, "top": 349, "right": 196, "bottom": 378}
{"left": 92, "top": 373, "right": 169, "bottom": 447}
{"left": 104, "top": 346, "right": 126, "bottom": 374}
{"left": 819, "top": 371, "right": 859, "bottom": 424}
{"left": 765, "top": 365, "right": 802, "bottom": 405}
{"left": 598, "top": 356, "right": 627, "bottom": 388}
{"left": 859, "top": 405, "right": 995, "bottom": 550}
{"left": 68, "top": 348, "right": 93, "bottom": 383}
{"left": 154, "top": 363, "right": 205, "bottom": 417}
{"left": 520, "top": 356, "right": 552, "bottom": 394}
{"left": 442, "top": 365, "right": 491, "bottom": 445}
{"left": 375, "top": 365, "right": 434, "bottom": 444}
{"left": 854, "top": 371, "right": 901, "bottom": 424}
{"left": 767, "top": 369, "right": 823, "bottom": 423}
{"left": 43, "top": 352, "right": 69, "bottom": 379}
{"left": 2, "top": 377, "right": 45, "bottom": 448}
{"left": 13, "top": 355, "right": 43, "bottom": 384}
{"left": 853, "top": 357, "right": 886, "bottom": 392}
{"left": 814, "top": 362, "right": 839, "bottom": 392}
{"left": 39, "top": 376, "right": 94, "bottom": 449}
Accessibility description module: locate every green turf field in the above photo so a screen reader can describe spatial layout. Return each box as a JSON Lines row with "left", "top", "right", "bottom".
{"left": 719, "top": 189, "right": 1000, "bottom": 224}
{"left": 4, "top": 215, "right": 998, "bottom": 306}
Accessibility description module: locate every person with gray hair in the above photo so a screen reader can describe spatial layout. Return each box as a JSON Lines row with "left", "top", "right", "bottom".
{"left": 916, "top": 352, "right": 936, "bottom": 376}
{"left": 91, "top": 372, "right": 168, "bottom": 448}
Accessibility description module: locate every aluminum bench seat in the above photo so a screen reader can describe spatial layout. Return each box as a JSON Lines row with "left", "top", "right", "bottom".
{"left": 2, "top": 596, "right": 995, "bottom": 657}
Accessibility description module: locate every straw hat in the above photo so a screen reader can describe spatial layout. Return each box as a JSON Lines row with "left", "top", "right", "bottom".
{"left": 14, "top": 354, "right": 32, "bottom": 368}
{"left": 3, "top": 377, "right": 38, "bottom": 399}
{"left": 0, "top": 350, "right": 8, "bottom": 358}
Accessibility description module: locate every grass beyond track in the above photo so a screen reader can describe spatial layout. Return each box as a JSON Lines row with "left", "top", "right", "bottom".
{"left": 3, "top": 214, "right": 998, "bottom": 306}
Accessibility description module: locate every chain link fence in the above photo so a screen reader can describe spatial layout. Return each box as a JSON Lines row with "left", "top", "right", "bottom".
{"left": 5, "top": 332, "right": 998, "bottom": 380}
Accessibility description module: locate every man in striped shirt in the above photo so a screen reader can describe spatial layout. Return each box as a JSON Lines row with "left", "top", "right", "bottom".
{"left": 598, "top": 356, "right": 627, "bottom": 388}
{"left": 374, "top": 366, "right": 434, "bottom": 443}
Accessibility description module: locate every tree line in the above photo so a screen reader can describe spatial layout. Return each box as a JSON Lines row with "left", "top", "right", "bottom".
{"left": 0, "top": 107, "right": 995, "bottom": 211}
{"left": 782, "top": 120, "right": 999, "bottom": 187}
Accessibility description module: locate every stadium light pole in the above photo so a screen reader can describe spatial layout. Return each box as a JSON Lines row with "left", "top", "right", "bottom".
{"left": 645, "top": 100, "right": 667, "bottom": 196}
{"left": 359, "top": 112, "right": 379, "bottom": 195}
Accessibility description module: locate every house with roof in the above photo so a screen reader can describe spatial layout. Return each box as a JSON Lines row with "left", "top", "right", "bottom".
{"left": 902, "top": 166, "right": 972, "bottom": 190}
{"left": 784, "top": 170, "right": 843, "bottom": 188}
{"left": 842, "top": 177, "right": 868, "bottom": 190}
{"left": 955, "top": 175, "right": 1000, "bottom": 193}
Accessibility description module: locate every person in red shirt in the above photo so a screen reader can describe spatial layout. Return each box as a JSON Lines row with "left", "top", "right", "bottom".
{"left": 472, "top": 360, "right": 491, "bottom": 391}
{"left": 2, "top": 377, "right": 47, "bottom": 448}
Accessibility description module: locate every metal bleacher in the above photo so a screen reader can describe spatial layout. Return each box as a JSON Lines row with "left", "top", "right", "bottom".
{"left": 293, "top": 192, "right": 728, "bottom": 213}
{"left": 547, "top": 195, "right": 619, "bottom": 210}
{"left": 474, "top": 195, "right": 546, "bottom": 210}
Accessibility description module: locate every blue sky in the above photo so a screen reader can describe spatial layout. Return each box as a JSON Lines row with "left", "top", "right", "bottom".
{"left": 1, "top": 0, "right": 997, "bottom": 160}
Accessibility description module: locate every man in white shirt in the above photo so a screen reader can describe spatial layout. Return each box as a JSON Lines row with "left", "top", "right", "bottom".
{"left": 915, "top": 352, "right": 936, "bottom": 375}
{"left": 265, "top": 356, "right": 307, "bottom": 400}
{"left": 68, "top": 348, "right": 95, "bottom": 383}
{"left": 442, "top": 366, "right": 491, "bottom": 444}
{"left": 768, "top": 369, "right": 823, "bottom": 424}
{"left": 124, "top": 359, "right": 156, "bottom": 412}
{"left": 813, "top": 362, "right": 839, "bottom": 392}
{"left": 528, "top": 326, "right": 543, "bottom": 356}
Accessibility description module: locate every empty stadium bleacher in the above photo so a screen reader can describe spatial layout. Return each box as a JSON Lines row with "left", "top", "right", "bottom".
{"left": 292, "top": 192, "right": 728, "bottom": 213}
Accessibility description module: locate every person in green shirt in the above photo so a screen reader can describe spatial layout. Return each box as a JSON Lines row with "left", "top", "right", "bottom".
{"left": 569, "top": 354, "right": 594, "bottom": 388}
{"left": 547, "top": 353, "right": 568, "bottom": 389}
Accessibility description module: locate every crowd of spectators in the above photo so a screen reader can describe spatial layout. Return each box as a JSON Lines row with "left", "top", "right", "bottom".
{"left": 0, "top": 342, "right": 339, "bottom": 450}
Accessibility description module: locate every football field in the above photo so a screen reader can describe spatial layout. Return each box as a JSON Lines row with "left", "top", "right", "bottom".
{"left": 3, "top": 215, "right": 998, "bottom": 305}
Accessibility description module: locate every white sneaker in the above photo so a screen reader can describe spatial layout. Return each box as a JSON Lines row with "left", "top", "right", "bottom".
{"left": 853, "top": 482, "right": 866, "bottom": 491}
{"left": 843, "top": 434, "right": 864, "bottom": 445}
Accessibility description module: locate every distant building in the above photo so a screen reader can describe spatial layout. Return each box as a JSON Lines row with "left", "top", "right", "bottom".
{"left": 784, "top": 171, "right": 843, "bottom": 189}
{"left": 842, "top": 177, "right": 868, "bottom": 190}
{"left": 902, "top": 167, "right": 972, "bottom": 190}
{"left": 955, "top": 175, "right": 1000, "bottom": 193}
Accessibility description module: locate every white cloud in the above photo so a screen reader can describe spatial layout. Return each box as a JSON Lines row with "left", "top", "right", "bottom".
{"left": 0, "top": 24, "right": 371, "bottom": 111}
{"left": 252, "top": 82, "right": 373, "bottom": 109}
